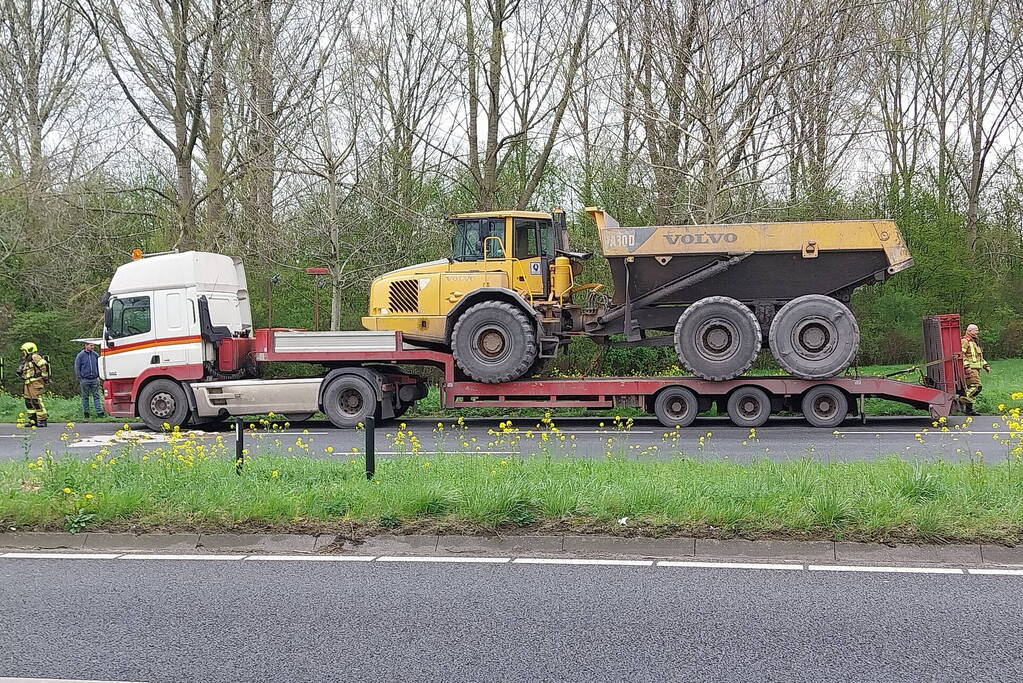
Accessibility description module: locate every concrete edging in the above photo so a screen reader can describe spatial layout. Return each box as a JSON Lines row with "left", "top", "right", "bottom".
{"left": 1, "top": 531, "right": 1021, "bottom": 567}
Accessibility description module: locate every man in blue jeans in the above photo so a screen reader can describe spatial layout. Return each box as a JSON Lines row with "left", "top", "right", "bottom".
{"left": 74, "top": 341, "right": 104, "bottom": 419}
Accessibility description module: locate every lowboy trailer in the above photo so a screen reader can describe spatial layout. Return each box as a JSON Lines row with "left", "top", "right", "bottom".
{"left": 99, "top": 251, "right": 964, "bottom": 431}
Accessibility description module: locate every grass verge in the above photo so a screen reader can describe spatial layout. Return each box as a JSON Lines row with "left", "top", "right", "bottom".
{"left": 3, "top": 436, "right": 1022, "bottom": 543}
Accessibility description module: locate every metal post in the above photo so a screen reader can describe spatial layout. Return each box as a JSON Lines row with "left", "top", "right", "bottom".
{"left": 235, "top": 417, "right": 244, "bottom": 474}
{"left": 313, "top": 282, "right": 320, "bottom": 331}
{"left": 365, "top": 415, "right": 375, "bottom": 480}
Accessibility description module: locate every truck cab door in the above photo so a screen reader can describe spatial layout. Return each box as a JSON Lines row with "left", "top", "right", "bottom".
{"left": 102, "top": 292, "right": 157, "bottom": 380}
{"left": 444, "top": 217, "right": 512, "bottom": 308}
{"left": 512, "top": 217, "right": 554, "bottom": 299}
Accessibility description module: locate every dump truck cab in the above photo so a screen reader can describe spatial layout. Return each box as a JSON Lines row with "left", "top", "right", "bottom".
{"left": 363, "top": 209, "right": 588, "bottom": 383}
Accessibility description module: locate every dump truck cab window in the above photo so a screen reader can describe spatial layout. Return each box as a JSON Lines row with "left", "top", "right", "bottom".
{"left": 452, "top": 218, "right": 505, "bottom": 261}
{"left": 513, "top": 218, "right": 554, "bottom": 259}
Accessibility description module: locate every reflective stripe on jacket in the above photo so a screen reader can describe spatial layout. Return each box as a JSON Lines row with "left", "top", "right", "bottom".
{"left": 962, "top": 336, "right": 986, "bottom": 370}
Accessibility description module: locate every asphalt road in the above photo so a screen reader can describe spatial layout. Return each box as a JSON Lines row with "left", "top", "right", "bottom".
{"left": 0, "top": 414, "right": 1014, "bottom": 462}
{"left": 1, "top": 558, "right": 1020, "bottom": 682}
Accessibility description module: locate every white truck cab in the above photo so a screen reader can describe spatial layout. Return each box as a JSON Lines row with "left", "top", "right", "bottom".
{"left": 102, "top": 251, "right": 250, "bottom": 383}
{"left": 101, "top": 250, "right": 424, "bottom": 430}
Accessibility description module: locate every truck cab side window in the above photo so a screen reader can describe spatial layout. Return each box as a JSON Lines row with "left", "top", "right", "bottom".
{"left": 514, "top": 218, "right": 554, "bottom": 259}
{"left": 452, "top": 219, "right": 505, "bottom": 261}
{"left": 108, "top": 296, "right": 152, "bottom": 339}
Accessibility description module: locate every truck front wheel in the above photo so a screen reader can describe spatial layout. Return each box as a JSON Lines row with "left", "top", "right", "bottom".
{"left": 322, "top": 375, "right": 377, "bottom": 429}
{"left": 138, "top": 379, "right": 191, "bottom": 432}
{"left": 451, "top": 301, "right": 538, "bottom": 383}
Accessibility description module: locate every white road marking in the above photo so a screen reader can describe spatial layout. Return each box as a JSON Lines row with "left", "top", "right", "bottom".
{"left": 244, "top": 554, "right": 376, "bottom": 562}
{"left": 376, "top": 555, "right": 510, "bottom": 563}
{"left": 513, "top": 557, "right": 653, "bottom": 566}
{"left": 0, "top": 674, "right": 149, "bottom": 678}
{"left": 117, "top": 553, "right": 244, "bottom": 561}
{"left": 968, "top": 568, "right": 1023, "bottom": 576}
{"left": 658, "top": 560, "right": 802, "bottom": 570}
{"left": 1, "top": 552, "right": 120, "bottom": 559}
{"left": 0, "top": 552, "right": 1020, "bottom": 577}
{"left": 835, "top": 431, "right": 1002, "bottom": 436}
{"left": 808, "top": 564, "right": 963, "bottom": 574}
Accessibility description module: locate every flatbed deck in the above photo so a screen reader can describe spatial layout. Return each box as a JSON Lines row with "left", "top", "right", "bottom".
{"left": 249, "top": 328, "right": 960, "bottom": 428}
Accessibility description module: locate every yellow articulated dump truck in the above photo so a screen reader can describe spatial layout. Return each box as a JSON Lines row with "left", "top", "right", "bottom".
{"left": 362, "top": 208, "right": 912, "bottom": 383}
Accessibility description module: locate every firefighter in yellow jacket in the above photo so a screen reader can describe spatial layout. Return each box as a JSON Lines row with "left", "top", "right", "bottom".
{"left": 18, "top": 342, "right": 49, "bottom": 427}
{"left": 961, "top": 324, "right": 989, "bottom": 415}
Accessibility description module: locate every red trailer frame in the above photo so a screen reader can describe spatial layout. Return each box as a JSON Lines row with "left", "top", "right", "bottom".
{"left": 251, "top": 315, "right": 964, "bottom": 428}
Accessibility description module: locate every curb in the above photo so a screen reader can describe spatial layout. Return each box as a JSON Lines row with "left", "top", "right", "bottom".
{"left": 1, "top": 531, "right": 1021, "bottom": 567}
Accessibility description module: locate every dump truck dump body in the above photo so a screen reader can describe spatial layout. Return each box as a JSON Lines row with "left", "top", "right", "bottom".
{"left": 589, "top": 209, "right": 912, "bottom": 309}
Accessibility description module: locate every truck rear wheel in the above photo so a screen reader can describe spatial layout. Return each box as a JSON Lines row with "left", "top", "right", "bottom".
{"left": 769, "top": 295, "right": 859, "bottom": 379}
{"left": 451, "top": 301, "right": 538, "bottom": 383}
{"left": 322, "top": 375, "right": 377, "bottom": 429}
{"left": 653, "top": 386, "right": 699, "bottom": 428}
{"left": 138, "top": 379, "right": 190, "bottom": 431}
{"left": 674, "top": 297, "right": 761, "bottom": 381}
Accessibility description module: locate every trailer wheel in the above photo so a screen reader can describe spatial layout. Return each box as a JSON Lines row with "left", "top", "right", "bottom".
{"left": 451, "top": 301, "right": 538, "bottom": 383}
{"left": 674, "top": 297, "right": 761, "bottom": 381}
{"left": 801, "top": 385, "right": 848, "bottom": 428}
{"left": 138, "top": 379, "right": 191, "bottom": 431}
{"left": 726, "top": 386, "right": 771, "bottom": 428}
{"left": 653, "top": 386, "right": 699, "bottom": 428}
{"left": 322, "top": 375, "right": 377, "bottom": 429}
{"left": 769, "top": 295, "right": 859, "bottom": 379}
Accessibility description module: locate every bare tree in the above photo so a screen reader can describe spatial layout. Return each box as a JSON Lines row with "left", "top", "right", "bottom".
{"left": 456, "top": 0, "right": 597, "bottom": 210}
{"left": 76, "top": 0, "right": 212, "bottom": 248}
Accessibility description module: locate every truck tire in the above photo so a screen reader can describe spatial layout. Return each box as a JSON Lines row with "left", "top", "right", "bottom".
{"left": 674, "top": 296, "right": 760, "bottom": 381}
{"left": 726, "top": 386, "right": 771, "bottom": 428}
{"left": 801, "top": 385, "right": 848, "bottom": 428}
{"left": 451, "top": 301, "right": 538, "bottom": 383}
{"left": 769, "top": 295, "right": 859, "bottom": 379}
{"left": 322, "top": 375, "right": 377, "bottom": 429}
{"left": 653, "top": 386, "right": 699, "bottom": 428}
{"left": 138, "top": 379, "right": 191, "bottom": 431}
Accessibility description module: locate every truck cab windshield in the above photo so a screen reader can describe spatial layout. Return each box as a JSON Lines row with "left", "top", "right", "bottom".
{"left": 451, "top": 218, "right": 505, "bottom": 261}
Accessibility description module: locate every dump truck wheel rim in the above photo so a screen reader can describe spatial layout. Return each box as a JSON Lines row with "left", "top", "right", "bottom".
{"left": 471, "top": 324, "right": 511, "bottom": 363}
{"left": 695, "top": 319, "right": 739, "bottom": 361}
{"left": 150, "top": 392, "right": 176, "bottom": 419}
{"left": 791, "top": 316, "right": 836, "bottom": 358}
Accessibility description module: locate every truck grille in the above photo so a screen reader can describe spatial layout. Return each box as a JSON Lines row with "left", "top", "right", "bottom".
{"left": 388, "top": 279, "right": 419, "bottom": 313}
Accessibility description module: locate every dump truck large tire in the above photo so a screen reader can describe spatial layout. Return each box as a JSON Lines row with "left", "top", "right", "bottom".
{"left": 674, "top": 296, "right": 761, "bottom": 381}
{"left": 769, "top": 295, "right": 859, "bottom": 379}
{"left": 451, "top": 301, "right": 538, "bottom": 383}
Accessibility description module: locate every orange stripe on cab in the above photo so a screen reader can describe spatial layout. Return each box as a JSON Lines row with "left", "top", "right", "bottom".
{"left": 100, "top": 335, "right": 203, "bottom": 356}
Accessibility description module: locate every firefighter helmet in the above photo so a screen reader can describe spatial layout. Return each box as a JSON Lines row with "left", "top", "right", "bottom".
{"left": 20, "top": 342, "right": 37, "bottom": 354}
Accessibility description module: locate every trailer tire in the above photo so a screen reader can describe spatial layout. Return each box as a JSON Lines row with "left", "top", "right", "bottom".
{"left": 674, "top": 297, "right": 761, "bottom": 381}
{"left": 726, "top": 386, "right": 771, "bottom": 428}
{"left": 138, "top": 379, "right": 191, "bottom": 432}
{"left": 653, "top": 386, "right": 700, "bottom": 428}
{"left": 769, "top": 295, "right": 859, "bottom": 379}
{"left": 801, "top": 385, "right": 848, "bottom": 428}
{"left": 451, "top": 301, "right": 538, "bottom": 383}
{"left": 322, "top": 375, "right": 377, "bottom": 429}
